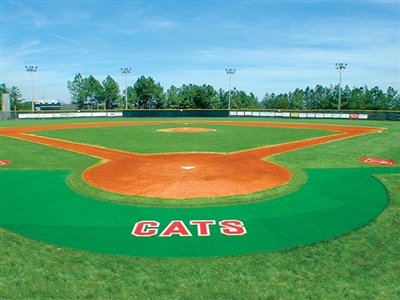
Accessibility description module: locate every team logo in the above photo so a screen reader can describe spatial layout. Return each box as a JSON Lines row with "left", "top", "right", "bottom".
{"left": 0, "top": 160, "right": 11, "bottom": 166}
{"left": 132, "top": 220, "right": 247, "bottom": 237}
{"left": 359, "top": 158, "right": 397, "bottom": 165}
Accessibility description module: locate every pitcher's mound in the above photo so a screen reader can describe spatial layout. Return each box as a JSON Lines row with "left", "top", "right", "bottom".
{"left": 157, "top": 127, "right": 216, "bottom": 133}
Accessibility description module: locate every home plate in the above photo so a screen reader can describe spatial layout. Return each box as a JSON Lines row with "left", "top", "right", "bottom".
{"left": 182, "top": 166, "right": 195, "bottom": 170}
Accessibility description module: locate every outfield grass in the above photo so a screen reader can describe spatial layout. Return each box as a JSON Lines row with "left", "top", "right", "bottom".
{"left": 1, "top": 117, "right": 399, "bottom": 299}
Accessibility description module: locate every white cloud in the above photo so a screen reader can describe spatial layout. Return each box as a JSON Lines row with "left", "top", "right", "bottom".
{"left": 50, "top": 33, "right": 81, "bottom": 45}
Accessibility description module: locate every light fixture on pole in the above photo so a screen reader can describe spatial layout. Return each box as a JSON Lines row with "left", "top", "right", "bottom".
{"left": 335, "top": 63, "right": 347, "bottom": 111}
{"left": 225, "top": 68, "right": 236, "bottom": 110}
{"left": 121, "top": 67, "right": 131, "bottom": 110}
{"left": 25, "top": 66, "right": 38, "bottom": 112}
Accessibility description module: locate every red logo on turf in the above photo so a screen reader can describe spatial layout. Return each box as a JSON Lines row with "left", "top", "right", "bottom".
{"left": 0, "top": 160, "right": 11, "bottom": 166}
{"left": 131, "top": 220, "right": 246, "bottom": 237}
{"left": 359, "top": 158, "right": 397, "bottom": 165}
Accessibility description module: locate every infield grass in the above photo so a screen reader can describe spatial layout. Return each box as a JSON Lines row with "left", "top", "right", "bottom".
{"left": 34, "top": 123, "right": 335, "bottom": 153}
{"left": 1, "top": 117, "right": 399, "bottom": 299}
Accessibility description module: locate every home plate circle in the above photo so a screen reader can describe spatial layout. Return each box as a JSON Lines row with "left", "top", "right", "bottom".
{"left": 182, "top": 166, "right": 195, "bottom": 170}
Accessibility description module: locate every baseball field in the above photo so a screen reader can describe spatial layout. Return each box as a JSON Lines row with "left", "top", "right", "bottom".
{"left": 1, "top": 117, "right": 399, "bottom": 299}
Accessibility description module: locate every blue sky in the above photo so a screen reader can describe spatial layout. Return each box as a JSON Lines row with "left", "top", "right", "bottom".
{"left": 1, "top": 0, "right": 399, "bottom": 103}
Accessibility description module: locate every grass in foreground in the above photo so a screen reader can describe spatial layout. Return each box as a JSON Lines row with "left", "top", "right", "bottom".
{"left": 1, "top": 174, "right": 399, "bottom": 299}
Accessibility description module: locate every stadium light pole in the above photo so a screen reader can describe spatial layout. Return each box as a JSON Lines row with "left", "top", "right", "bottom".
{"left": 121, "top": 68, "right": 131, "bottom": 110}
{"left": 25, "top": 66, "right": 38, "bottom": 112}
{"left": 335, "top": 63, "right": 347, "bottom": 111}
{"left": 225, "top": 68, "right": 236, "bottom": 110}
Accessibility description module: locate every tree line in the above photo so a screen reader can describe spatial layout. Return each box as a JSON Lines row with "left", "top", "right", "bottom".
{"left": 1, "top": 75, "right": 399, "bottom": 111}
{"left": 261, "top": 85, "right": 400, "bottom": 111}
{"left": 67, "top": 73, "right": 399, "bottom": 111}
{"left": 67, "top": 73, "right": 259, "bottom": 110}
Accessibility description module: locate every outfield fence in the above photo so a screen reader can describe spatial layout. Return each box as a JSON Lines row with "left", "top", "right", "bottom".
{"left": 1, "top": 110, "right": 399, "bottom": 121}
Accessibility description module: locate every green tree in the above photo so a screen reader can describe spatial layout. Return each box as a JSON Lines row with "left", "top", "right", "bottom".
{"left": 67, "top": 74, "right": 103, "bottom": 109}
{"left": 361, "top": 86, "right": 374, "bottom": 110}
{"left": 319, "top": 85, "right": 335, "bottom": 109}
{"left": 340, "top": 85, "right": 352, "bottom": 110}
{"left": 67, "top": 73, "right": 86, "bottom": 109}
{"left": 10, "top": 86, "right": 23, "bottom": 110}
{"left": 0, "top": 84, "right": 23, "bottom": 111}
{"left": 261, "top": 92, "right": 278, "bottom": 109}
{"left": 217, "top": 88, "right": 229, "bottom": 109}
{"left": 230, "top": 89, "right": 259, "bottom": 109}
{"left": 174, "top": 84, "right": 218, "bottom": 109}
{"left": 102, "top": 76, "right": 120, "bottom": 109}
{"left": 133, "top": 76, "right": 164, "bottom": 109}
{"left": 176, "top": 84, "right": 197, "bottom": 109}
{"left": 191, "top": 84, "right": 218, "bottom": 109}
{"left": 207, "top": 87, "right": 224, "bottom": 109}
{"left": 126, "top": 86, "right": 137, "bottom": 108}
{"left": 164, "top": 85, "right": 180, "bottom": 109}
{"left": 370, "top": 86, "right": 388, "bottom": 110}
{"left": 84, "top": 75, "right": 103, "bottom": 109}
{"left": 263, "top": 84, "right": 399, "bottom": 111}
{"left": 348, "top": 86, "right": 362, "bottom": 110}
{"left": 275, "top": 93, "right": 290, "bottom": 109}
{"left": 289, "top": 88, "right": 305, "bottom": 109}
{"left": 386, "top": 86, "right": 400, "bottom": 110}
{"left": 304, "top": 86, "right": 317, "bottom": 109}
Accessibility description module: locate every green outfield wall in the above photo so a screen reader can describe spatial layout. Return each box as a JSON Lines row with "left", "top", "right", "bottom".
{"left": 1, "top": 110, "right": 399, "bottom": 120}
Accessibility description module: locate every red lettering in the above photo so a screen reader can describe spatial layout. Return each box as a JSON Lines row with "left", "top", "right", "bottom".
{"left": 159, "top": 221, "right": 192, "bottom": 237}
{"left": 190, "top": 220, "right": 216, "bottom": 236}
{"left": 219, "top": 220, "right": 247, "bottom": 236}
{"left": 132, "top": 220, "right": 247, "bottom": 237}
{"left": 131, "top": 221, "right": 159, "bottom": 237}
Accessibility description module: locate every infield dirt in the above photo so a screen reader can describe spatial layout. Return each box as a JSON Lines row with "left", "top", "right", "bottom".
{"left": 0, "top": 121, "right": 383, "bottom": 198}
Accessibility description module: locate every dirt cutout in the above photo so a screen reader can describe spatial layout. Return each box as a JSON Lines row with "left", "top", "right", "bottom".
{"left": 0, "top": 121, "right": 383, "bottom": 199}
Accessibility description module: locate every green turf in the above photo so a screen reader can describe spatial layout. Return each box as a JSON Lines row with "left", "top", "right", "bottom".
{"left": 1, "top": 167, "right": 397, "bottom": 257}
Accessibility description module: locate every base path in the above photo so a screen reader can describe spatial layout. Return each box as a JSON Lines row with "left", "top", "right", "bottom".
{"left": 0, "top": 121, "right": 383, "bottom": 199}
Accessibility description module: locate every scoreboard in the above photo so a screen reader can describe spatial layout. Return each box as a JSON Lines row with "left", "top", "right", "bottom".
{"left": 34, "top": 99, "right": 61, "bottom": 111}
